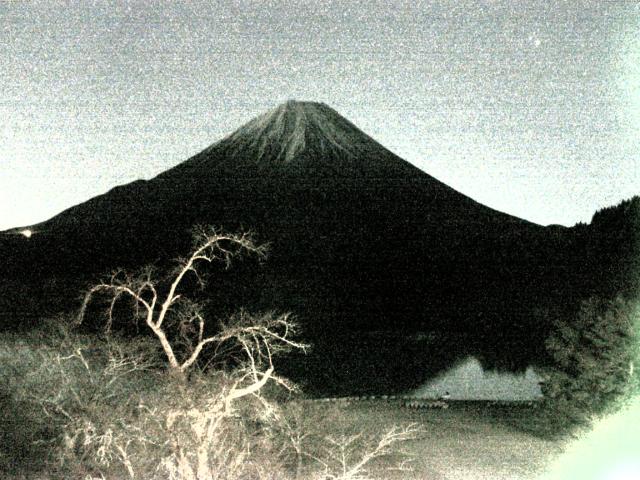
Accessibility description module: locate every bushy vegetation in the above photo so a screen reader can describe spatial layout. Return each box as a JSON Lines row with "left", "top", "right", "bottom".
{"left": 535, "top": 296, "right": 640, "bottom": 434}
{"left": 0, "top": 322, "right": 162, "bottom": 477}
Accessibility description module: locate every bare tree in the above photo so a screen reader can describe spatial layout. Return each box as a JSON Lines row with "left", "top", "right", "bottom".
{"left": 312, "top": 424, "right": 421, "bottom": 480}
{"left": 77, "top": 226, "right": 306, "bottom": 383}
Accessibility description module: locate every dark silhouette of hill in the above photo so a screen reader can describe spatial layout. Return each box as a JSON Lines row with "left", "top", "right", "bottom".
{"left": 1, "top": 101, "right": 638, "bottom": 395}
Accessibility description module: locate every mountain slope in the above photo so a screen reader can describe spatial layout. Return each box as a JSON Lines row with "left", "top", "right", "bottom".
{"left": 24, "top": 100, "right": 532, "bottom": 235}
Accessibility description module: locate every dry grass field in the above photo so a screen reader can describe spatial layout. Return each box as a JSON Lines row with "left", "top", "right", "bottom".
{"left": 293, "top": 400, "right": 567, "bottom": 480}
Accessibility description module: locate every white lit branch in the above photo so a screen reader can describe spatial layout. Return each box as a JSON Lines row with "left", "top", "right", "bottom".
{"left": 77, "top": 227, "right": 305, "bottom": 379}
{"left": 317, "top": 424, "right": 422, "bottom": 480}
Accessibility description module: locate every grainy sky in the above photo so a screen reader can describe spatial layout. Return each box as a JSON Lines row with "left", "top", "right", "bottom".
{"left": 1, "top": 0, "right": 639, "bottom": 230}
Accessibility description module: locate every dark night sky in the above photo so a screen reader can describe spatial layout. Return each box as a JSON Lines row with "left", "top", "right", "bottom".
{"left": 1, "top": 0, "right": 639, "bottom": 230}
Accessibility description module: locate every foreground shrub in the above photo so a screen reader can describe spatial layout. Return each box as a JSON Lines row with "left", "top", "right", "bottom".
{"left": 58, "top": 369, "right": 295, "bottom": 479}
{"left": 0, "top": 320, "right": 163, "bottom": 477}
{"left": 0, "top": 377, "right": 56, "bottom": 474}
{"left": 0, "top": 319, "right": 294, "bottom": 478}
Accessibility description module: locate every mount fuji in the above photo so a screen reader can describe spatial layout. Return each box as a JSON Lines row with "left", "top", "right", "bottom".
{"left": 2, "top": 101, "right": 636, "bottom": 394}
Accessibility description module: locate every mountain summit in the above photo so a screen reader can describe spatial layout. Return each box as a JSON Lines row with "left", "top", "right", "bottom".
{"left": 223, "top": 100, "right": 360, "bottom": 164}
{"left": 167, "top": 100, "right": 429, "bottom": 182}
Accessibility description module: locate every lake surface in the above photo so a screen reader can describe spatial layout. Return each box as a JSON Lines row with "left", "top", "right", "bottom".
{"left": 411, "top": 356, "right": 543, "bottom": 401}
